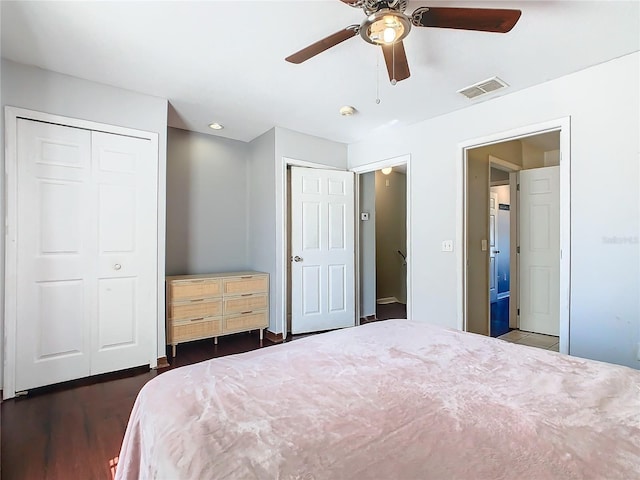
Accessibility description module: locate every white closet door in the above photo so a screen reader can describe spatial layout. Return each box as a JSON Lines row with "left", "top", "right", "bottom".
{"left": 14, "top": 120, "right": 157, "bottom": 391}
{"left": 16, "top": 120, "right": 93, "bottom": 391}
{"left": 90, "top": 131, "right": 156, "bottom": 374}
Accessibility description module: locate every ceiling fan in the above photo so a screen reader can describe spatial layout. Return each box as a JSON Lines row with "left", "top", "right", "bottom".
{"left": 285, "top": 0, "right": 521, "bottom": 84}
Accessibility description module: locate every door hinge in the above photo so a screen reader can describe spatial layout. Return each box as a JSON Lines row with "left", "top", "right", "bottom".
{"left": 517, "top": 246, "right": 520, "bottom": 254}
{"left": 516, "top": 183, "right": 520, "bottom": 191}
{"left": 517, "top": 308, "right": 520, "bottom": 316}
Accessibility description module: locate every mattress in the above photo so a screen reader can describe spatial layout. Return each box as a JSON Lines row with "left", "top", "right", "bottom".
{"left": 115, "top": 320, "right": 640, "bottom": 479}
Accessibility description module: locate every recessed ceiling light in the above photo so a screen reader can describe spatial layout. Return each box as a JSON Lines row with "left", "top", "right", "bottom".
{"left": 339, "top": 105, "right": 356, "bottom": 116}
{"left": 208, "top": 122, "right": 224, "bottom": 130}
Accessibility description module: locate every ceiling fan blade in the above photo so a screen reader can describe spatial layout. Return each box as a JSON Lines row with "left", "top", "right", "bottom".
{"left": 285, "top": 25, "right": 359, "bottom": 64}
{"left": 412, "top": 7, "right": 521, "bottom": 33}
{"left": 381, "top": 41, "right": 410, "bottom": 83}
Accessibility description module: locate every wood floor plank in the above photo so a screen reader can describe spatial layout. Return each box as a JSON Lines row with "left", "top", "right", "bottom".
{"left": 2, "top": 331, "right": 272, "bottom": 479}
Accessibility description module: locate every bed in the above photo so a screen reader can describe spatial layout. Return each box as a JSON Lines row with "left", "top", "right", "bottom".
{"left": 115, "top": 320, "right": 640, "bottom": 479}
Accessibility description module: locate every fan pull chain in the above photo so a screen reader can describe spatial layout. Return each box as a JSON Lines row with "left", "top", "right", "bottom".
{"left": 375, "top": 52, "right": 381, "bottom": 104}
{"left": 391, "top": 42, "right": 397, "bottom": 86}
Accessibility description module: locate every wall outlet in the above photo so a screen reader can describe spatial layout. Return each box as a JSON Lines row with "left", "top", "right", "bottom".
{"left": 442, "top": 240, "right": 454, "bottom": 252}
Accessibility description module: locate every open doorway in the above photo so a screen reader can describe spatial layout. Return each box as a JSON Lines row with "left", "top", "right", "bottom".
{"left": 354, "top": 156, "right": 410, "bottom": 324}
{"left": 462, "top": 119, "right": 570, "bottom": 354}
{"left": 374, "top": 167, "right": 407, "bottom": 320}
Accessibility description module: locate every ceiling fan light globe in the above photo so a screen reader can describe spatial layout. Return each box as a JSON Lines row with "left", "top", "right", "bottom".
{"left": 360, "top": 9, "right": 411, "bottom": 45}
{"left": 383, "top": 27, "right": 397, "bottom": 44}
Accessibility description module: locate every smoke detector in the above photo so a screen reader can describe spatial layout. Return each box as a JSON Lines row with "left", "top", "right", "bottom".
{"left": 458, "top": 76, "right": 508, "bottom": 99}
{"left": 339, "top": 105, "right": 356, "bottom": 116}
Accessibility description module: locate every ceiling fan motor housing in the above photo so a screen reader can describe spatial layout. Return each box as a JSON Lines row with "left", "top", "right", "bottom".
{"left": 362, "top": 0, "right": 408, "bottom": 16}
{"left": 360, "top": 8, "right": 412, "bottom": 45}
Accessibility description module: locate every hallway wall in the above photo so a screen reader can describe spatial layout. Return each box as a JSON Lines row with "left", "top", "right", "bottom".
{"left": 375, "top": 170, "right": 407, "bottom": 303}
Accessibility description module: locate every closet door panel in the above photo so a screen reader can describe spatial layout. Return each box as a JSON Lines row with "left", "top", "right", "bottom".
{"left": 91, "top": 131, "right": 157, "bottom": 374}
{"left": 15, "top": 119, "right": 93, "bottom": 391}
{"left": 13, "top": 119, "right": 158, "bottom": 392}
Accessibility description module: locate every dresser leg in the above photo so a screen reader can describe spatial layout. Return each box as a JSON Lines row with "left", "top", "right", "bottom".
{"left": 259, "top": 329, "right": 264, "bottom": 341}
{"left": 214, "top": 336, "right": 218, "bottom": 345}
{"left": 172, "top": 344, "right": 176, "bottom": 358}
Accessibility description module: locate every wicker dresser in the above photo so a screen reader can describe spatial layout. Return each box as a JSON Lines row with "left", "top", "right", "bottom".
{"left": 166, "top": 271, "right": 269, "bottom": 357}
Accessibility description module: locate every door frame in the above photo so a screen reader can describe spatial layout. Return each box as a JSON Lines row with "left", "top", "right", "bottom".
{"left": 489, "top": 156, "right": 522, "bottom": 330}
{"left": 3, "top": 106, "right": 162, "bottom": 399}
{"left": 457, "top": 117, "right": 571, "bottom": 354}
{"left": 351, "top": 154, "right": 412, "bottom": 324}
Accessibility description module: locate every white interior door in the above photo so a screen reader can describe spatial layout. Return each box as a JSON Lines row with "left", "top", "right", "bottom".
{"left": 291, "top": 167, "right": 355, "bottom": 334}
{"left": 16, "top": 120, "right": 93, "bottom": 390}
{"left": 519, "top": 166, "right": 560, "bottom": 336}
{"left": 14, "top": 119, "right": 156, "bottom": 391}
{"left": 91, "top": 131, "right": 156, "bottom": 374}
{"left": 489, "top": 191, "right": 498, "bottom": 303}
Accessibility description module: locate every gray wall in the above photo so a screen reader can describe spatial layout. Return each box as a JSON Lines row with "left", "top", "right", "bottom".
{"left": 248, "top": 128, "right": 277, "bottom": 331}
{"left": 166, "top": 127, "right": 249, "bottom": 275}
{"left": 0, "top": 58, "right": 169, "bottom": 380}
{"left": 359, "top": 172, "right": 376, "bottom": 318}
{"left": 375, "top": 170, "right": 407, "bottom": 304}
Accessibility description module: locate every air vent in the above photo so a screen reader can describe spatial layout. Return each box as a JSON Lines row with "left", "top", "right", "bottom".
{"left": 458, "top": 76, "right": 508, "bottom": 99}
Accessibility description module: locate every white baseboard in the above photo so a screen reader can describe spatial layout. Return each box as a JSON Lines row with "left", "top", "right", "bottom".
{"left": 377, "top": 297, "right": 399, "bottom": 305}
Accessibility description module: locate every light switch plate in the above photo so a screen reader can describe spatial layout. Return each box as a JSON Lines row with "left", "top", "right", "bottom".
{"left": 442, "top": 240, "right": 454, "bottom": 252}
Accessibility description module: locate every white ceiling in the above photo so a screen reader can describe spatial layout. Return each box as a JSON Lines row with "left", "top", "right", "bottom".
{"left": 2, "top": 1, "right": 639, "bottom": 144}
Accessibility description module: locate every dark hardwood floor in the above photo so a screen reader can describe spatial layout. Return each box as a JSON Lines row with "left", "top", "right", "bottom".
{"left": 376, "top": 302, "right": 407, "bottom": 320}
{"left": 1, "top": 332, "right": 274, "bottom": 480}
{"left": 360, "top": 302, "right": 407, "bottom": 324}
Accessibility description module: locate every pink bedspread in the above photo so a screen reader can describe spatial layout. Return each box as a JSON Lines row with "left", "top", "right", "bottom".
{"left": 115, "top": 320, "right": 640, "bottom": 479}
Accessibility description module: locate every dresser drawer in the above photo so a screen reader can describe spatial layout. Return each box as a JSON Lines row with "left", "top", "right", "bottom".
{"left": 224, "top": 311, "right": 268, "bottom": 333}
{"left": 223, "top": 293, "right": 268, "bottom": 315}
{"left": 169, "top": 298, "right": 222, "bottom": 320}
{"left": 171, "top": 317, "right": 222, "bottom": 343}
{"left": 169, "top": 279, "right": 222, "bottom": 301}
{"left": 223, "top": 275, "right": 268, "bottom": 296}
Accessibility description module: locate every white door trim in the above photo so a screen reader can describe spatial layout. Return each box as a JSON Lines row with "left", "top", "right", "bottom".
{"left": 457, "top": 117, "right": 571, "bottom": 354}
{"left": 350, "top": 154, "right": 412, "bottom": 323}
{"left": 4, "top": 106, "right": 162, "bottom": 399}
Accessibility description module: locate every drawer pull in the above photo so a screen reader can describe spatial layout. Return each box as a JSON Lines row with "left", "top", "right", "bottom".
{"left": 189, "top": 280, "right": 205, "bottom": 283}
{"left": 190, "top": 317, "right": 204, "bottom": 322}
{"left": 240, "top": 276, "right": 253, "bottom": 279}
{"left": 241, "top": 294, "right": 252, "bottom": 297}
{"left": 190, "top": 299, "right": 204, "bottom": 302}
{"left": 241, "top": 310, "right": 253, "bottom": 315}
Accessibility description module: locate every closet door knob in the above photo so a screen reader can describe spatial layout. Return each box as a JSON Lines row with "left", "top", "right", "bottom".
{"left": 114, "top": 263, "right": 122, "bottom": 270}
{"left": 292, "top": 256, "right": 303, "bottom": 263}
